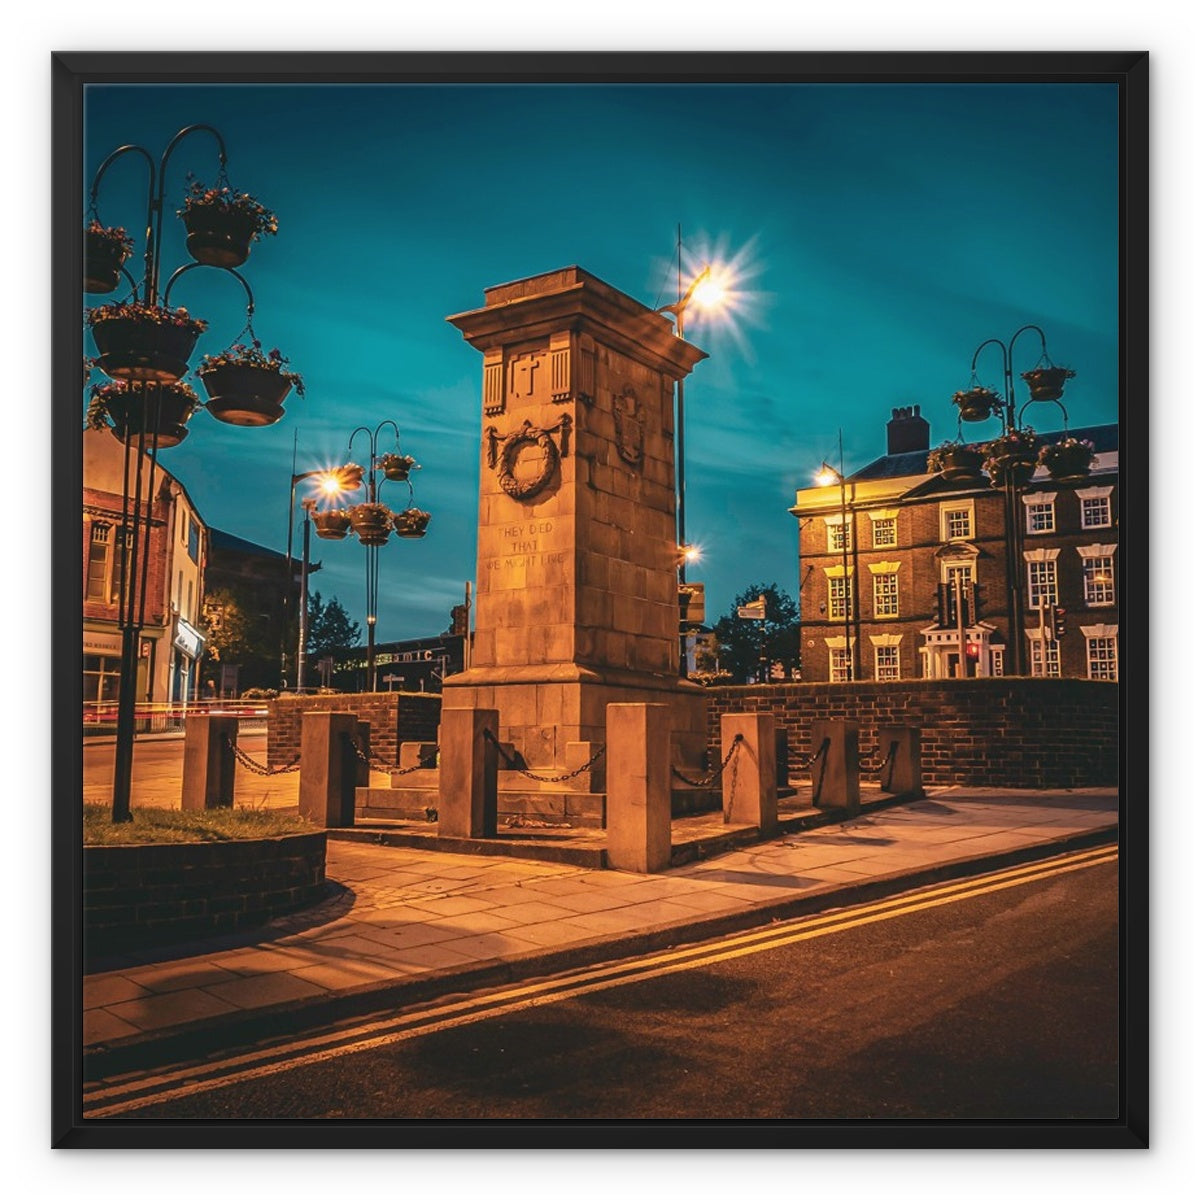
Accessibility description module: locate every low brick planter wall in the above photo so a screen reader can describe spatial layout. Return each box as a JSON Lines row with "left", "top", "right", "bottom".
{"left": 267, "top": 693, "right": 442, "bottom": 771}
{"left": 84, "top": 832, "right": 327, "bottom": 964}
{"left": 705, "top": 679, "right": 1117, "bottom": 789}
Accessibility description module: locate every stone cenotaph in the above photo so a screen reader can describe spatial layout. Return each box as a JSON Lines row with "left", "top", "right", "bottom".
{"left": 439, "top": 266, "right": 711, "bottom": 818}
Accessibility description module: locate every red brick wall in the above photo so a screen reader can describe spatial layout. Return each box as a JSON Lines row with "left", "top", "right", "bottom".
{"left": 267, "top": 693, "right": 442, "bottom": 769}
{"left": 704, "top": 679, "right": 1117, "bottom": 788}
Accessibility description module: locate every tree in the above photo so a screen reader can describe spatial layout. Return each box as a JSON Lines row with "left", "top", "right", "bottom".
{"left": 201, "top": 585, "right": 279, "bottom": 692}
{"left": 712, "top": 583, "right": 800, "bottom": 684}
{"left": 306, "top": 592, "right": 362, "bottom": 660}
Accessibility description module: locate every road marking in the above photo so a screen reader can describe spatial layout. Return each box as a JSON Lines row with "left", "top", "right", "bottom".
{"left": 83, "top": 844, "right": 1116, "bottom": 1117}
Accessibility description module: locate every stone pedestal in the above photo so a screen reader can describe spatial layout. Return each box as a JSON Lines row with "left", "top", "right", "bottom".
{"left": 181, "top": 715, "right": 238, "bottom": 811}
{"left": 443, "top": 268, "right": 710, "bottom": 780}
{"left": 606, "top": 703, "right": 672, "bottom": 873}
{"left": 877, "top": 726, "right": 923, "bottom": 796}
{"left": 437, "top": 708, "right": 499, "bottom": 839}
{"left": 811, "top": 719, "right": 860, "bottom": 815}
{"left": 720, "top": 712, "right": 778, "bottom": 834}
{"left": 299, "top": 712, "right": 358, "bottom": 828}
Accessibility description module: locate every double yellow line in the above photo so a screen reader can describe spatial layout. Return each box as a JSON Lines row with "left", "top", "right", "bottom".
{"left": 83, "top": 843, "right": 1117, "bottom": 1118}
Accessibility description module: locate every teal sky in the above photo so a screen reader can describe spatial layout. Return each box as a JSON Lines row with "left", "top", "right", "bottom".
{"left": 82, "top": 81, "right": 1120, "bottom": 640}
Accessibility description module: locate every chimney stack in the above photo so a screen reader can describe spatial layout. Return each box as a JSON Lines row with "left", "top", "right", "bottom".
{"left": 887, "top": 405, "right": 930, "bottom": 455}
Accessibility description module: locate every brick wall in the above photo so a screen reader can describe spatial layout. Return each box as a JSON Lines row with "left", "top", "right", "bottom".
{"left": 704, "top": 679, "right": 1117, "bottom": 788}
{"left": 84, "top": 832, "right": 326, "bottom": 964}
{"left": 267, "top": 693, "right": 442, "bottom": 769}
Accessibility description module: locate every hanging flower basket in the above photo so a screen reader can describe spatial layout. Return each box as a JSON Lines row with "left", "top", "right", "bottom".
{"left": 927, "top": 441, "right": 984, "bottom": 482}
{"left": 178, "top": 178, "right": 278, "bottom": 269}
{"left": 1038, "top": 436, "right": 1094, "bottom": 481}
{"left": 313, "top": 510, "right": 351, "bottom": 540}
{"left": 378, "top": 453, "right": 418, "bottom": 483}
{"left": 1021, "top": 365, "right": 1076, "bottom": 402}
{"left": 393, "top": 507, "right": 431, "bottom": 539}
{"left": 951, "top": 386, "right": 1002, "bottom": 423}
{"left": 85, "top": 380, "right": 201, "bottom": 449}
{"left": 87, "top": 302, "right": 207, "bottom": 383}
{"left": 334, "top": 463, "right": 365, "bottom": 492}
{"left": 347, "top": 502, "right": 393, "bottom": 546}
{"left": 197, "top": 341, "right": 303, "bottom": 428}
{"left": 983, "top": 428, "right": 1039, "bottom": 488}
{"left": 84, "top": 221, "right": 134, "bottom": 294}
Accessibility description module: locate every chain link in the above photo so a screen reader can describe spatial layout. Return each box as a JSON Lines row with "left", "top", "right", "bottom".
{"left": 223, "top": 735, "right": 300, "bottom": 776}
{"left": 859, "top": 740, "right": 898, "bottom": 776}
{"left": 482, "top": 728, "right": 606, "bottom": 783}
{"left": 344, "top": 734, "right": 439, "bottom": 777}
{"left": 672, "top": 734, "right": 743, "bottom": 788}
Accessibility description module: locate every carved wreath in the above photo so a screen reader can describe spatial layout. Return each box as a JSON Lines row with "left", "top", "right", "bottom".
{"left": 484, "top": 416, "right": 573, "bottom": 501}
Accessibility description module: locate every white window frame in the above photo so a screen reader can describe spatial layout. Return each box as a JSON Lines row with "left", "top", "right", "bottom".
{"left": 825, "top": 637, "right": 856, "bottom": 683}
{"left": 870, "top": 633, "right": 903, "bottom": 682}
{"left": 824, "top": 566, "right": 854, "bottom": 620}
{"left": 1027, "top": 632, "right": 1062, "bottom": 678}
{"left": 868, "top": 508, "right": 899, "bottom": 549}
{"left": 1080, "top": 623, "right": 1118, "bottom": 681}
{"left": 1077, "top": 544, "right": 1117, "bottom": 607}
{"left": 990, "top": 647, "right": 1005, "bottom": 677}
{"left": 1022, "top": 491, "right": 1056, "bottom": 535}
{"left": 869, "top": 561, "right": 901, "bottom": 619}
{"left": 1024, "top": 548, "right": 1061, "bottom": 609}
{"left": 940, "top": 500, "right": 975, "bottom": 542}
{"left": 1078, "top": 485, "right": 1114, "bottom": 530}
{"left": 824, "top": 514, "right": 852, "bottom": 553}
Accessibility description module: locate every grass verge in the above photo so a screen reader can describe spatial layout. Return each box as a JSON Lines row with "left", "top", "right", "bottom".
{"left": 84, "top": 803, "right": 316, "bottom": 846}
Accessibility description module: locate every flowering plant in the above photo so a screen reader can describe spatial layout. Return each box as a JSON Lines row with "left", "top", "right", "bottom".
{"left": 346, "top": 502, "right": 392, "bottom": 524}
{"left": 85, "top": 300, "right": 208, "bottom": 334}
{"left": 952, "top": 386, "right": 1002, "bottom": 415}
{"left": 86, "top": 219, "right": 134, "bottom": 256}
{"left": 982, "top": 427, "right": 1039, "bottom": 476}
{"left": 926, "top": 440, "right": 982, "bottom": 472}
{"left": 378, "top": 452, "right": 418, "bottom": 473}
{"left": 178, "top": 175, "right": 278, "bottom": 240}
{"left": 1038, "top": 436, "right": 1095, "bottom": 470}
{"left": 85, "top": 380, "right": 200, "bottom": 430}
{"left": 197, "top": 340, "right": 304, "bottom": 397}
{"left": 1021, "top": 365, "right": 1076, "bottom": 387}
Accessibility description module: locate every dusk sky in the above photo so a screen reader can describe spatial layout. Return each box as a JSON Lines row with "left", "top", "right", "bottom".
{"left": 82, "top": 81, "right": 1120, "bottom": 643}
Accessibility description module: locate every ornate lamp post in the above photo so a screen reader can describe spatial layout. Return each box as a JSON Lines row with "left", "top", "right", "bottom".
{"left": 957, "top": 325, "right": 1075, "bottom": 676}
{"left": 84, "top": 124, "right": 292, "bottom": 822}
{"left": 311, "top": 421, "right": 429, "bottom": 692}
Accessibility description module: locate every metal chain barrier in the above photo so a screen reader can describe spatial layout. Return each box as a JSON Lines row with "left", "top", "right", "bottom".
{"left": 859, "top": 740, "right": 898, "bottom": 776}
{"left": 672, "top": 733, "right": 744, "bottom": 788}
{"left": 804, "top": 737, "right": 831, "bottom": 804}
{"left": 222, "top": 735, "right": 301, "bottom": 775}
{"left": 343, "top": 733, "right": 439, "bottom": 778}
{"left": 482, "top": 728, "right": 606, "bottom": 783}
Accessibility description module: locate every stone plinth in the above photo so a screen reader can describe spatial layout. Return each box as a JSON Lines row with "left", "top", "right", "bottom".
{"left": 720, "top": 712, "right": 778, "bottom": 834}
{"left": 811, "top": 719, "right": 860, "bottom": 814}
{"left": 181, "top": 714, "right": 238, "bottom": 811}
{"left": 605, "top": 703, "right": 672, "bottom": 873}
{"left": 444, "top": 267, "right": 709, "bottom": 776}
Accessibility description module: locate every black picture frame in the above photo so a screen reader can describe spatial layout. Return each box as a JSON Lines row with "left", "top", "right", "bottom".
{"left": 53, "top": 50, "right": 1148, "bottom": 1151}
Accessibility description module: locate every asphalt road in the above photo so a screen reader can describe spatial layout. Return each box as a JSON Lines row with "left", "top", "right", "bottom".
{"left": 89, "top": 850, "right": 1119, "bottom": 1123}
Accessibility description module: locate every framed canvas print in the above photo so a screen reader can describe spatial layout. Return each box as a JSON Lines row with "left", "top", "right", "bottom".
{"left": 52, "top": 50, "right": 1147, "bottom": 1150}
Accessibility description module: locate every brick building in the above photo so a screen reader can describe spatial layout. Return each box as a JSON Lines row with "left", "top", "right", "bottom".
{"left": 83, "top": 429, "right": 208, "bottom": 706}
{"left": 789, "top": 407, "right": 1119, "bottom": 682}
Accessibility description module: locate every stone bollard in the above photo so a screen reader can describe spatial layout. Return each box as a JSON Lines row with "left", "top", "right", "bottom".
{"left": 437, "top": 708, "right": 498, "bottom": 838}
{"left": 811, "top": 719, "right": 860, "bottom": 815}
{"left": 181, "top": 714, "right": 239, "bottom": 811}
{"left": 877, "top": 726, "right": 923, "bottom": 797}
{"left": 606, "top": 703, "right": 672, "bottom": 874}
{"left": 299, "top": 712, "right": 359, "bottom": 828}
{"left": 720, "top": 713, "right": 779, "bottom": 835}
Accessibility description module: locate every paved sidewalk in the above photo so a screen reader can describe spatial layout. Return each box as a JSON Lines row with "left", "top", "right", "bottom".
{"left": 82, "top": 785, "right": 1118, "bottom": 1075}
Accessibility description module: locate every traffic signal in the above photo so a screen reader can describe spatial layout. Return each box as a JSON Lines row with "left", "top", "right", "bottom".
{"left": 1053, "top": 607, "right": 1067, "bottom": 639}
{"left": 965, "top": 642, "right": 980, "bottom": 660}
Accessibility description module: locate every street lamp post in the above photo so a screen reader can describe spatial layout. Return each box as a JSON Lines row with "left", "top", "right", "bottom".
{"left": 964, "top": 325, "right": 1073, "bottom": 677}
{"left": 817, "top": 435, "right": 854, "bottom": 682}
{"left": 84, "top": 124, "right": 274, "bottom": 823}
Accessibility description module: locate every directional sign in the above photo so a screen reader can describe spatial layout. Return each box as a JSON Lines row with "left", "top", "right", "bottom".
{"left": 737, "top": 594, "right": 767, "bottom": 620}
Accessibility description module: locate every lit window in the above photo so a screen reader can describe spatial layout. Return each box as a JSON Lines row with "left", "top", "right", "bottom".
{"left": 1026, "top": 501, "right": 1055, "bottom": 533}
{"left": 874, "top": 644, "right": 900, "bottom": 681}
{"left": 1027, "top": 560, "right": 1058, "bottom": 608}
{"left": 941, "top": 502, "right": 974, "bottom": 541}
{"left": 1082, "top": 555, "right": 1116, "bottom": 606}
{"left": 829, "top": 646, "right": 851, "bottom": 683}
{"left": 1087, "top": 636, "right": 1118, "bottom": 681}
{"left": 1078, "top": 487, "right": 1113, "bottom": 529}
{"left": 826, "top": 517, "right": 852, "bottom": 553}
{"left": 872, "top": 517, "right": 897, "bottom": 548}
{"left": 873, "top": 571, "right": 899, "bottom": 618}
{"left": 828, "top": 575, "right": 853, "bottom": 619}
{"left": 1030, "top": 636, "right": 1061, "bottom": 678}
